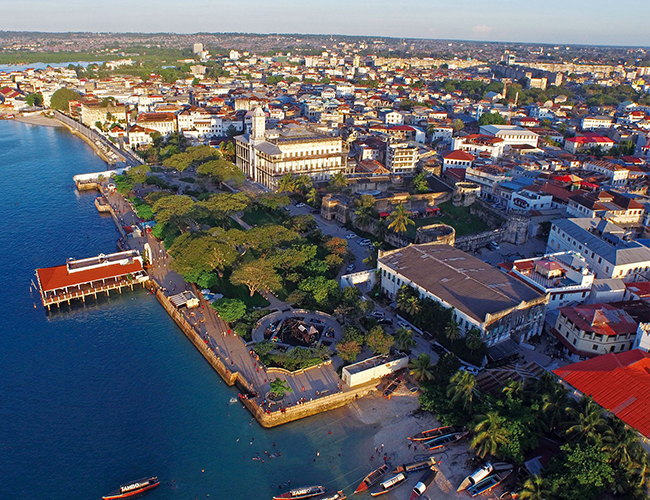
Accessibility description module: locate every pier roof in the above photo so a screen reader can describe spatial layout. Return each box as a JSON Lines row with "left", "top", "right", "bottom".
{"left": 37, "top": 260, "right": 144, "bottom": 292}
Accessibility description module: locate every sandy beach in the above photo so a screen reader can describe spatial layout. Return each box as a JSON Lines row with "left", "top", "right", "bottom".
{"left": 13, "top": 113, "right": 62, "bottom": 127}
{"left": 346, "top": 387, "right": 507, "bottom": 500}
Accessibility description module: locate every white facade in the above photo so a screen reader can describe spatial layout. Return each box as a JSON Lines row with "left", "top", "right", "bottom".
{"left": 385, "top": 111, "right": 405, "bottom": 126}
{"left": 582, "top": 116, "right": 613, "bottom": 130}
{"left": 633, "top": 322, "right": 650, "bottom": 352}
{"left": 479, "top": 125, "right": 539, "bottom": 148}
{"left": 385, "top": 142, "right": 418, "bottom": 174}
{"left": 509, "top": 189, "right": 554, "bottom": 212}
{"left": 341, "top": 354, "right": 409, "bottom": 388}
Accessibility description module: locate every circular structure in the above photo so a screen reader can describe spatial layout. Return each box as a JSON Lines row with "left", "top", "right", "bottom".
{"left": 252, "top": 309, "right": 342, "bottom": 349}
{"left": 453, "top": 182, "right": 481, "bottom": 207}
{"left": 415, "top": 223, "right": 456, "bottom": 245}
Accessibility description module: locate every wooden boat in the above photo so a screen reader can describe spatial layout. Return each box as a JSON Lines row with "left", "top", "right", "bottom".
{"left": 409, "top": 467, "right": 437, "bottom": 500}
{"left": 354, "top": 464, "right": 388, "bottom": 493}
{"left": 273, "top": 485, "right": 327, "bottom": 500}
{"left": 466, "top": 466, "right": 513, "bottom": 497}
{"left": 392, "top": 455, "right": 436, "bottom": 474}
{"left": 458, "top": 462, "right": 512, "bottom": 492}
{"left": 382, "top": 379, "right": 401, "bottom": 399}
{"left": 102, "top": 477, "right": 159, "bottom": 500}
{"left": 424, "top": 431, "right": 469, "bottom": 451}
{"left": 311, "top": 491, "right": 346, "bottom": 500}
{"left": 408, "top": 425, "right": 455, "bottom": 441}
{"left": 369, "top": 473, "right": 408, "bottom": 497}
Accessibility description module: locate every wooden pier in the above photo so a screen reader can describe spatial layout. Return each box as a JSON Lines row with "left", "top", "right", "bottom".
{"left": 35, "top": 250, "right": 149, "bottom": 309}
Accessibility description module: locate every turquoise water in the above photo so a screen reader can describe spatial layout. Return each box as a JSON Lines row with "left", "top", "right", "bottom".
{"left": 0, "top": 121, "right": 375, "bottom": 500}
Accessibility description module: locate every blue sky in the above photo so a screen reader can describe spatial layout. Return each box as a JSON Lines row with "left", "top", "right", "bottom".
{"left": 2, "top": 0, "right": 649, "bottom": 46}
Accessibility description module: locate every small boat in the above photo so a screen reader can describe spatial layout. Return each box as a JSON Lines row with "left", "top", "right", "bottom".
{"left": 102, "top": 477, "right": 159, "bottom": 500}
{"left": 273, "top": 485, "right": 327, "bottom": 500}
{"left": 382, "top": 379, "right": 401, "bottom": 399}
{"left": 457, "top": 462, "right": 512, "bottom": 492}
{"left": 424, "top": 431, "right": 469, "bottom": 451}
{"left": 410, "top": 467, "right": 437, "bottom": 500}
{"left": 229, "top": 397, "right": 239, "bottom": 404}
{"left": 466, "top": 466, "right": 513, "bottom": 497}
{"left": 354, "top": 464, "right": 388, "bottom": 493}
{"left": 408, "top": 425, "right": 455, "bottom": 441}
{"left": 393, "top": 456, "right": 436, "bottom": 474}
{"left": 311, "top": 491, "right": 346, "bottom": 500}
{"left": 369, "top": 473, "right": 408, "bottom": 497}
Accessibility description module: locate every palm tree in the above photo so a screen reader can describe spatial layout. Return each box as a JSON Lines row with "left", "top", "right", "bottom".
{"left": 409, "top": 353, "right": 434, "bottom": 382}
{"left": 394, "top": 327, "right": 416, "bottom": 353}
{"left": 293, "top": 174, "right": 313, "bottom": 194}
{"left": 387, "top": 203, "right": 415, "bottom": 234}
{"left": 518, "top": 475, "right": 552, "bottom": 500}
{"left": 444, "top": 321, "right": 461, "bottom": 345}
{"left": 306, "top": 187, "right": 318, "bottom": 205}
{"left": 277, "top": 173, "right": 295, "bottom": 193}
{"left": 564, "top": 396, "right": 608, "bottom": 444}
{"left": 502, "top": 380, "right": 523, "bottom": 400}
{"left": 465, "top": 327, "right": 483, "bottom": 353}
{"left": 541, "top": 384, "right": 568, "bottom": 432}
{"left": 447, "top": 369, "right": 478, "bottom": 413}
{"left": 603, "top": 418, "right": 646, "bottom": 468}
{"left": 328, "top": 172, "right": 348, "bottom": 192}
{"left": 470, "top": 411, "right": 508, "bottom": 459}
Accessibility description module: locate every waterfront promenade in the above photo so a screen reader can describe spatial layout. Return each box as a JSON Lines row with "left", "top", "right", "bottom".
{"left": 101, "top": 186, "right": 350, "bottom": 425}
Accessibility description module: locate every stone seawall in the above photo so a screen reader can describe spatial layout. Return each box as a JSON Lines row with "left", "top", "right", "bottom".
{"left": 153, "top": 286, "right": 379, "bottom": 428}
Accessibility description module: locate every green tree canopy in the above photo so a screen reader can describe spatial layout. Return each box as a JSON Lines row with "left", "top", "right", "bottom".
{"left": 211, "top": 298, "right": 247, "bottom": 323}
{"left": 478, "top": 112, "right": 507, "bottom": 126}
{"left": 152, "top": 195, "right": 196, "bottom": 227}
{"left": 230, "top": 259, "right": 281, "bottom": 297}
{"left": 365, "top": 325, "right": 394, "bottom": 355}
{"left": 168, "top": 232, "right": 239, "bottom": 281}
{"left": 387, "top": 203, "right": 415, "bottom": 234}
{"left": 50, "top": 88, "right": 81, "bottom": 110}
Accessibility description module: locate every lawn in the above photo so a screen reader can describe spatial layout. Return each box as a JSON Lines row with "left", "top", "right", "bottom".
{"left": 406, "top": 201, "right": 490, "bottom": 239}
{"left": 241, "top": 207, "right": 283, "bottom": 227}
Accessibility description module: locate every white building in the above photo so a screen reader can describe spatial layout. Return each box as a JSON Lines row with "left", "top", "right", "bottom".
{"left": 479, "top": 125, "right": 539, "bottom": 149}
{"left": 582, "top": 115, "right": 614, "bottom": 130}
{"left": 384, "top": 110, "right": 405, "bottom": 126}
{"left": 509, "top": 188, "right": 554, "bottom": 212}
{"left": 385, "top": 142, "right": 418, "bottom": 174}
{"left": 546, "top": 218, "right": 650, "bottom": 282}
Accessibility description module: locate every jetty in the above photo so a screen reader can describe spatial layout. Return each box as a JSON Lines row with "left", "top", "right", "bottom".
{"left": 35, "top": 250, "right": 149, "bottom": 309}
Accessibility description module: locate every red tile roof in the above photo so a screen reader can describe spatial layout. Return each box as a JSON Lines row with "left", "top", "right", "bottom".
{"left": 37, "top": 261, "right": 144, "bottom": 292}
{"left": 554, "top": 350, "right": 650, "bottom": 437}
{"left": 443, "top": 150, "right": 476, "bottom": 161}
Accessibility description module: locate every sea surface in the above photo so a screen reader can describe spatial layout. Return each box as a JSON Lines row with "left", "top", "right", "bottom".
{"left": 0, "top": 121, "right": 375, "bottom": 500}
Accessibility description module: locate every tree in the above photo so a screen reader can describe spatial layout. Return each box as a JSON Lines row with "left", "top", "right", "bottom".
{"left": 277, "top": 173, "right": 296, "bottom": 193}
{"left": 127, "top": 164, "right": 151, "bottom": 185}
{"left": 470, "top": 411, "right": 508, "bottom": 459}
{"left": 564, "top": 396, "right": 608, "bottom": 445}
{"left": 168, "top": 233, "right": 239, "bottom": 281}
{"left": 50, "top": 88, "right": 81, "bottom": 110}
{"left": 230, "top": 259, "right": 282, "bottom": 297}
{"left": 298, "top": 276, "right": 339, "bottom": 307}
{"left": 199, "top": 192, "right": 250, "bottom": 222}
{"left": 447, "top": 369, "right": 478, "bottom": 413}
{"left": 409, "top": 353, "right": 434, "bottom": 382}
{"left": 548, "top": 443, "right": 615, "bottom": 500}
{"left": 541, "top": 383, "right": 568, "bottom": 432}
{"left": 451, "top": 119, "right": 465, "bottom": 133}
{"left": 465, "top": 327, "right": 483, "bottom": 353}
{"left": 519, "top": 476, "right": 552, "bottom": 500}
{"left": 365, "top": 326, "right": 394, "bottom": 355}
{"left": 152, "top": 195, "right": 196, "bottom": 227}
{"left": 269, "top": 245, "right": 316, "bottom": 280}
{"left": 394, "top": 327, "right": 416, "bottom": 352}
{"left": 603, "top": 418, "right": 646, "bottom": 469}
{"left": 328, "top": 172, "right": 348, "bottom": 192}
{"left": 412, "top": 173, "right": 429, "bottom": 194}
{"left": 269, "top": 378, "right": 293, "bottom": 399}
{"left": 387, "top": 203, "right": 415, "bottom": 234}
{"left": 337, "top": 340, "right": 362, "bottom": 363}
{"left": 219, "top": 140, "right": 235, "bottom": 162}
{"left": 444, "top": 321, "right": 461, "bottom": 345}
{"left": 197, "top": 159, "right": 244, "bottom": 187}
{"left": 353, "top": 195, "right": 377, "bottom": 230}
{"left": 478, "top": 112, "right": 507, "bottom": 126}
{"left": 211, "top": 298, "right": 247, "bottom": 323}
{"left": 25, "top": 93, "right": 43, "bottom": 106}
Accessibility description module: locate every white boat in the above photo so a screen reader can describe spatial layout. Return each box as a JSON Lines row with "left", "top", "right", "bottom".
{"left": 457, "top": 462, "right": 511, "bottom": 492}
{"left": 369, "top": 473, "right": 407, "bottom": 497}
{"left": 229, "top": 397, "right": 239, "bottom": 404}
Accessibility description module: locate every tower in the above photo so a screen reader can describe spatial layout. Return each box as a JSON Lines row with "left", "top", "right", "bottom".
{"left": 251, "top": 107, "right": 266, "bottom": 143}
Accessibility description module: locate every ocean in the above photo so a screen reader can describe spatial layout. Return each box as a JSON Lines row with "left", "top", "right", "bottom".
{"left": 0, "top": 121, "right": 375, "bottom": 500}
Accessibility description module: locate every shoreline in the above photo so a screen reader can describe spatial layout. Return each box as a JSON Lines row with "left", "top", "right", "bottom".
{"left": 13, "top": 112, "right": 63, "bottom": 128}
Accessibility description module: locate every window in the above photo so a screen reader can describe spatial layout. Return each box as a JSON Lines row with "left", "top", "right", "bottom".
{"left": 592, "top": 344, "right": 599, "bottom": 351}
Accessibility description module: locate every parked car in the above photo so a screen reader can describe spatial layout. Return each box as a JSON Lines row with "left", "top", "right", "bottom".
{"left": 487, "top": 241, "right": 500, "bottom": 251}
{"left": 397, "top": 320, "right": 411, "bottom": 330}
{"left": 460, "top": 364, "right": 481, "bottom": 376}
{"left": 369, "top": 310, "right": 385, "bottom": 319}
{"left": 346, "top": 264, "right": 356, "bottom": 272}
{"left": 295, "top": 203, "right": 306, "bottom": 208}
{"left": 378, "top": 318, "right": 394, "bottom": 326}
{"left": 430, "top": 341, "right": 449, "bottom": 355}
{"left": 345, "top": 233, "right": 357, "bottom": 239}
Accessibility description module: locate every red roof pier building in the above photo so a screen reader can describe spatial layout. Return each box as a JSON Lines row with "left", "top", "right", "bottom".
{"left": 35, "top": 250, "right": 148, "bottom": 309}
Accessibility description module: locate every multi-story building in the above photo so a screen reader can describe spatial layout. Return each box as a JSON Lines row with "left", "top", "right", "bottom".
{"left": 451, "top": 134, "right": 506, "bottom": 159}
{"left": 479, "top": 125, "right": 539, "bottom": 149}
{"left": 385, "top": 142, "right": 418, "bottom": 174}
{"left": 567, "top": 190, "right": 645, "bottom": 224}
{"left": 564, "top": 133, "right": 615, "bottom": 154}
{"left": 234, "top": 107, "right": 348, "bottom": 190}
{"left": 135, "top": 112, "right": 177, "bottom": 137}
{"left": 378, "top": 243, "right": 548, "bottom": 346}
{"left": 500, "top": 251, "right": 595, "bottom": 310}
{"left": 583, "top": 160, "right": 629, "bottom": 187}
{"left": 547, "top": 218, "right": 650, "bottom": 282}
{"left": 442, "top": 150, "right": 475, "bottom": 171}
{"left": 581, "top": 115, "right": 613, "bottom": 130}
{"left": 553, "top": 303, "right": 638, "bottom": 357}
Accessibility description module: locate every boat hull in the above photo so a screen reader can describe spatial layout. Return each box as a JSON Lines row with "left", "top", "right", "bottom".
{"left": 102, "top": 479, "right": 159, "bottom": 500}
{"left": 273, "top": 486, "right": 326, "bottom": 500}
{"left": 408, "top": 426, "right": 454, "bottom": 441}
{"left": 354, "top": 465, "right": 388, "bottom": 494}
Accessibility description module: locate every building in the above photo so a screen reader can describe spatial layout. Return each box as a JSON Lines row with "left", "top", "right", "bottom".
{"left": 77, "top": 100, "right": 127, "bottom": 128}
{"left": 378, "top": 243, "right": 548, "bottom": 346}
{"left": 451, "top": 134, "right": 506, "bottom": 159}
{"left": 567, "top": 190, "right": 645, "bottom": 224}
{"left": 479, "top": 125, "right": 539, "bottom": 149}
{"left": 563, "top": 133, "right": 615, "bottom": 154}
{"left": 508, "top": 188, "right": 554, "bottom": 212}
{"left": 583, "top": 160, "right": 629, "bottom": 187}
{"left": 554, "top": 350, "right": 650, "bottom": 438}
{"left": 546, "top": 218, "right": 650, "bottom": 282}
{"left": 442, "top": 150, "right": 475, "bottom": 171}
{"left": 135, "top": 112, "right": 177, "bottom": 137}
{"left": 234, "top": 107, "right": 348, "bottom": 190}
{"left": 500, "top": 252, "right": 595, "bottom": 310}
{"left": 581, "top": 115, "right": 613, "bottom": 130}
{"left": 385, "top": 142, "right": 418, "bottom": 174}
{"left": 552, "top": 303, "right": 638, "bottom": 357}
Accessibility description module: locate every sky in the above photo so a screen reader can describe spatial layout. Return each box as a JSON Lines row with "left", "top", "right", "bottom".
{"left": 1, "top": 0, "right": 650, "bottom": 47}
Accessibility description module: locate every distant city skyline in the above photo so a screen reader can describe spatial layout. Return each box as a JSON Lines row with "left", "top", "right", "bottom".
{"left": 2, "top": 0, "right": 650, "bottom": 47}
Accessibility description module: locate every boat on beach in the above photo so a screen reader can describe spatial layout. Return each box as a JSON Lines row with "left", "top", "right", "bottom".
{"left": 424, "top": 430, "right": 469, "bottom": 451}
{"left": 392, "top": 455, "right": 437, "bottom": 474}
{"left": 457, "top": 462, "right": 512, "bottom": 492}
{"left": 409, "top": 466, "right": 437, "bottom": 500}
{"left": 354, "top": 464, "right": 388, "bottom": 493}
{"left": 369, "top": 473, "right": 408, "bottom": 497}
{"left": 466, "top": 465, "right": 513, "bottom": 497}
{"left": 311, "top": 490, "right": 346, "bottom": 500}
{"left": 408, "top": 425, "right": 455, "bottom": 441}
{"left": 273, "top": 485, "right": 327, "bottom": 500}
{"left": 102, "top": 477, "right": 159, "bottom": 500}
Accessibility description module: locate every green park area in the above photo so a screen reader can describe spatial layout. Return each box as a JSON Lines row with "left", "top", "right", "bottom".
{"left": 406, "top": 201, "right": 490, "bottom": 239}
